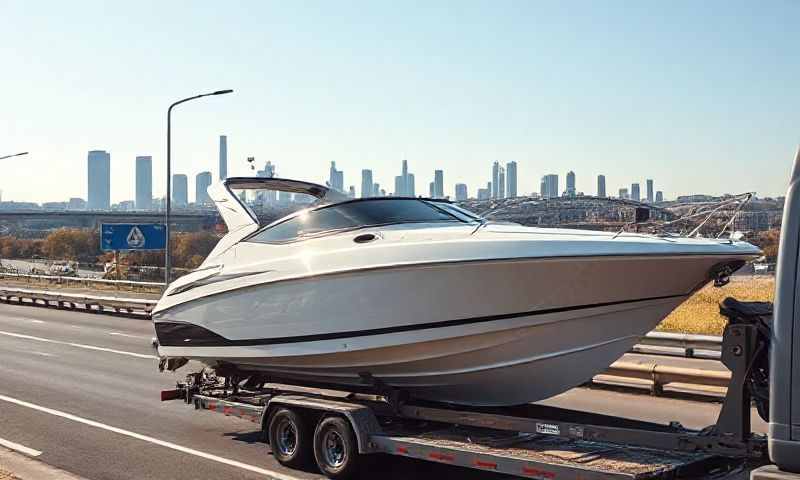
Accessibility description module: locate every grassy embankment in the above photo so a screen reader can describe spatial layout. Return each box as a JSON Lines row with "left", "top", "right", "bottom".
{"left": 657, "top": 276, "right": 774, "bottom": 335}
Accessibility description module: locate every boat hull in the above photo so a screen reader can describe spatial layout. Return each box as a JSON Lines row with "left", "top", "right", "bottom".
{"left": 155, "top": 253, "right": 737, "bottom": 405}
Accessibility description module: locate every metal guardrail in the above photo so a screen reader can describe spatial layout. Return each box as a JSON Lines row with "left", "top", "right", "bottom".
{"left": 0, "top": 271, "right": 164, "bottom": 292}
{"left": 635, "top": 331, "right": 723, "bottom": 359}
{"left": 599, "top": 360, "right": 730, "bottom": 396}
{"left": 0, "top": 287, "right": 155, "bottom": 316}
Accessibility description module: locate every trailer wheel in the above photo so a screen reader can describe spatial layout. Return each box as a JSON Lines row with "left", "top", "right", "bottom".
{"left": 268, "top": 408, "right": 312, "bottom": 468}
{"left": 313, "top": 416, "right": 360, "bottom": 479}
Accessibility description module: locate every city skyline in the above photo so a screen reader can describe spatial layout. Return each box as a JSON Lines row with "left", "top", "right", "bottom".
{"left": 56, "top": 147, "right": 676, "bottom": 210}
{"left": 2, "top": 2, "right": 797, "bottom": 203}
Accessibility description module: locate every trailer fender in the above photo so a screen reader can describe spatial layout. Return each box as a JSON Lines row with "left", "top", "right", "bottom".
{"left": 265, "top": 395, "right": 383, "bottom": 454}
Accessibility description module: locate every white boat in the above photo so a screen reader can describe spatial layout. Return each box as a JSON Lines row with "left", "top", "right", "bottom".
{"left": 153, "top": 177, "right": 760, "bottom": 406}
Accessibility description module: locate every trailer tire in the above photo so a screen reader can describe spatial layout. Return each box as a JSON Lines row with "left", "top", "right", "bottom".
{"left": 268, "top": 408, "right": 313, "bottom": 468}
{"left": 313, "top": 416, "right": 360, "bottom": 479}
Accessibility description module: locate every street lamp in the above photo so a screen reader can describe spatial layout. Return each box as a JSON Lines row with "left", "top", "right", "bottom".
{"left": 165, "top": 89, "right": 233, "bottom": 285}
{"left": 0, "top": 152, "right": 28, "bottom": 160}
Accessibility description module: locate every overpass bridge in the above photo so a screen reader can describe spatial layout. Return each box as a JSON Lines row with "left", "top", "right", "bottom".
{"left": 0, "top": 210, "right": 221, "bottom": 234}
{"left": 458, "top": 195, "right": 678, "bottom": 229}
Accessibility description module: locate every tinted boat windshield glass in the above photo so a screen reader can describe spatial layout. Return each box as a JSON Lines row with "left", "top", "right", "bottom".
{"left": 249, "top": 199, "right": 464, "bottom": 243}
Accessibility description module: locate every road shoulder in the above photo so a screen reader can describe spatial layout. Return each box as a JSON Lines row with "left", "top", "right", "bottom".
{"left": 0, "top": 447, "right": 88, "bottom": 480}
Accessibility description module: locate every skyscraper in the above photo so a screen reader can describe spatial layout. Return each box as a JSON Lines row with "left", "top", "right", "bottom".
{"left": 361, "top": 169, "right": 373, "bottom": 198}
{"left": 566, "top": 171, "right": 576, "bottom": 197}
{"left": 219, "top": 135, "right": 228, "bottom": 181}
{"left": 373, "top": 183, "right": 381, "bottom": 197}
{"left": 597, "top": 175, "right": 606, "bottom": 198}
{"left": 619, "top": 188, "right": 629, "bottom": 199}
{"left": 258, "top": 161, "right": 275, "bottom": 178}
{"left": 631, "top": 183, "right": 641, "bottom": 202}
{"left": 646, "top": 179, "right": 654, "bottom": 203}
{"left": 135, "top": 156, "right": 152, "bottom": 210}
{"left": 393, "top": 159, "right": 416, "bottom": 196}
{"left": 434, "top": 170, "right": 444, "bottom": 198}
{"left": 429, "top": 182, "right": 435, "bottom": 198}
{"left": 541, "top": 174, "right": 558, "bottom": 199}
{"left": 329, "top": 162, "right": 344, "bottom": 192}
{"left": 172, "top": 174, "right": 188, "bottom": 207}
{"left": 196, "top": 171, "right": 213, "bottom": 205}
{"left": 491, "top": 161, "right": 500, "bottom": 198}
{"left": 455, "top": 183, "right": 468, "bottom": 201}
{"left": 655, "top": 191, "right": 664, "bottom": 202}
{"left": 506, "top": 161, "right": 517, "bottom": 198}
{"left": 498, "top": 167, "right": 506, "bottom": 199}
{"left": 87, "top": 150, "right": 110, "bottom": 210}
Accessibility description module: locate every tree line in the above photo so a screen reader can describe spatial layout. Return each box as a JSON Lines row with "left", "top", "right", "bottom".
{"left": 0, "top": 229, "right": 220, "bottom": 269}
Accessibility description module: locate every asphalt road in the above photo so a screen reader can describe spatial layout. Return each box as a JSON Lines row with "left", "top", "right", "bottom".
{"left": 0, "top": 303, "right": 766, "bottom": 480}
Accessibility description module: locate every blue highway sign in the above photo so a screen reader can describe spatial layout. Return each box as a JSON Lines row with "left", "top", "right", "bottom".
{"left": 101, "top": 223, "right": 166, "bottom": 251}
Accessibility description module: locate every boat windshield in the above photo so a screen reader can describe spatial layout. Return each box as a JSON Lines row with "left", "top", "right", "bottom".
{"left": 248, "top": 198, "right": 479, "bottom": 243}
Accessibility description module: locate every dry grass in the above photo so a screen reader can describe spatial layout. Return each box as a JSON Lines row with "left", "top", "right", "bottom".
{"left": 656, "top": 276, "right": 775, "bottom": 335}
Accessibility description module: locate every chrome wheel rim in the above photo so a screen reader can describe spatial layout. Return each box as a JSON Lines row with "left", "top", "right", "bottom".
{"left": 322, "top": 430, "right": 346, "bottom": 468}
{"left": 275, "top": 419, "right": 297, "bottom": 456}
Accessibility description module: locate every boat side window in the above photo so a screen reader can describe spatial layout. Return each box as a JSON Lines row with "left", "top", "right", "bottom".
{"left": 425, "top": 201, "right": 482, "bottom": 222}
{"left": 248, "top": 199, "right": 461, "bottom": 243}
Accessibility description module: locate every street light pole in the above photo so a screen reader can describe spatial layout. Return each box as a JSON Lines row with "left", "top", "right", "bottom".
{"left": 165, "top": 89, "right": 233, "bottom": 285}
{"left": 0, "top": 152, "right": 28, "bottom": 160}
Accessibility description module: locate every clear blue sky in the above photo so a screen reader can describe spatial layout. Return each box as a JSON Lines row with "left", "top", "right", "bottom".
{"left": 1, "top": 0, "right": 797, "bottom": 203}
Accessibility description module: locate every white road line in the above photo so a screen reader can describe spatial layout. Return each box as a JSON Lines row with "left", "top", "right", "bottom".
{"left": 108, "top": 332, "right": 148, "bottom": 339}
{"left": 0, "top": 393, "right": 302, "bottom": 480}
{"left": 0, "top": 436, "right": 42, "bottom": 457}
{"left": 29, "top": 319, "right": 45, "bottom": 324}
{"left": 0, "top": 330, "right": 156, "bottom": 360}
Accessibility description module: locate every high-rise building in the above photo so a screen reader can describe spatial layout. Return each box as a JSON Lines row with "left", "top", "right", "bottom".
{"left": 329, "top": 162, "right": 344, "bottom": 192}
{"left": 597, "top": 175, "right": 606, "bottom": 198}
{"left": 619, "top": 188, "right": 629, "bottom": 199}
{"left": 429, "top": 182, "right": 435, "bottom": 198}
{"left": 87, "top": 150, "right": 111, "bottom": 210}
{"left": 373, "top": 183, "right": 380, "bottom": 197}
{"left": 135, "top": 156, "right": 152, "bottom": 210}
{"left": 257, "top": 161, "right": 275, "bottom": 178}
{"left": 566, "top": 171, "right": 576, "bottom": 197}
{"left": 361, "top": 169, "right": 373, "bottom": 198}
{"left": 455, "top": 183, "right": 468, "bottom": 201}
{"left": 498, "top": 167, "right": 506, "bottom": 199}
{"left": 646, "top": 179, "right": 654, "bottom": 203}
{"left": 477, "top": 187, "right": 490, "bottom": 200}
{"left": 655, "top": 191, "right": 664, "bottom": 202}
{"left": 491, "top": 161, "right": 500, "bottom": 198}
{"left": 195, "top": 171, "right": 213, "bottom": 205}
{"left": 219, "top": 135, "right": 228, "bottom": 181}
{"left": 631, "top": 183, "right": 641, "bottom": 202}
{"left": 172, "top": 174, "right": 188, "bottom": 207}
{"left": 393, "top": 159, "right": 416, "bottom": 196}
{"left": 433, "top": 170, "right": 444, "bottom": 198}
{"left": 541, "top": 174, "right": 559, "bottom": 199}
{"left": 506, "top": 161, "right": 517, "bottom": 198}
{"left": 67, "top": 198, "right": 86, "bottom": 210}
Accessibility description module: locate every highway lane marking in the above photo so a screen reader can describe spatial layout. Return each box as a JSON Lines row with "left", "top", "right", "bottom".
{"left": 0, "top": 436, "right": 42, "bottom": 457}
{"left": 0, "top": 317, "right": 46, "bottom": 325}
{"left": 0, "top": 393, "right": 303, "bottom": 480}
{"left": 108, "top": 332, "right": 149, "bottom": 339}
{"left": 0, "top": 330, "right": 157, "bottom": 360}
